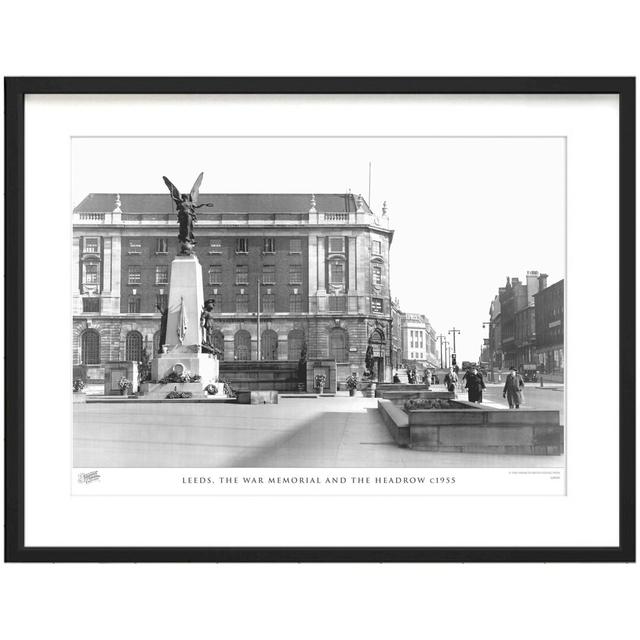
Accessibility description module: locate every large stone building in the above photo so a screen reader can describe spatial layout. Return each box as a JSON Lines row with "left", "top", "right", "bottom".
{"left": 73, "top": 191, "right": 395, "bottom": 390}
{"left": 497, "top": 271, "right": 541, "bottom": 369}
{"left": 487, "top": 271, "right": 563, "bottom": 378}
{"left": 533, "top": 276, "right": 564, "bottom": 378}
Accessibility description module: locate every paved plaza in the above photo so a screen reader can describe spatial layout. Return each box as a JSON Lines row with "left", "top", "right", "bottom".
{"left": 74, "top": 387, "right": 565, "bottom": 468}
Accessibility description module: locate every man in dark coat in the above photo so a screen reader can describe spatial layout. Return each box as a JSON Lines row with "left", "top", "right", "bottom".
{"left": 443, "top": 367, "right": 458, "bottom": 393}
{"left": 464, "top": 367, "right": 486, "bottom": 403}
{"left": 503, "top": 367, "right": 525, "bottom": 408}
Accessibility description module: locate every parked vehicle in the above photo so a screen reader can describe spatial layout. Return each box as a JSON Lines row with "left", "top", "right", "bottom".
{"left": 520, "top": 364, "right": 538, "bottom": 383}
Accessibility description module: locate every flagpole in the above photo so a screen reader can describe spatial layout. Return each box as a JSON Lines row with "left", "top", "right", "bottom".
{"left": 257, "top": 278, "right": 261, "bottom": 360}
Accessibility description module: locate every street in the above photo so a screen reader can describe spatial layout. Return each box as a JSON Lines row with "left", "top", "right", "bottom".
{"left": 74, "top": 391, "right": 565, "bottom": 468}
{"left": 454, "top": 382, "right": 565, "bottom": 416}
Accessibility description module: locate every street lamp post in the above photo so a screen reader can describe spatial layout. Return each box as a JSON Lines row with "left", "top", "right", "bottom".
{"left": 448, "top": 327, "right": 461, "bottom": 363}
{"left": 437, "top": 334, "right": 446, "bottom": 369}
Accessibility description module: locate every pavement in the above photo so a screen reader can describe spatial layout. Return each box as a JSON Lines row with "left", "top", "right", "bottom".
{"left": 74, "top": 391, "right": 565, "bottom": 469}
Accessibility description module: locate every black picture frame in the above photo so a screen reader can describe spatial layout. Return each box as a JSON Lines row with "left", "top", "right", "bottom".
{"left": 4, "top": 77, "right": 635, "bottom": 563}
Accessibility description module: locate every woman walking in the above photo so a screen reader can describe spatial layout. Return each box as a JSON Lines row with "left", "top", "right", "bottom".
{"left": 464, "top": 366, "right": 486, "bottom": 403}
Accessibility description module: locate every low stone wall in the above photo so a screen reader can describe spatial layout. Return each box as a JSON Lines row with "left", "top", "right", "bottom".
{"left": 375, "top": 383, "right": 430, "bottom": 397}
{"left": 377, "top": 390, "right": 455, "bottom": 406}
{"left": 378, "top": 399, "right": 563, "bottom": 455}
{"left": 377, "top": 399, "right": 410, "bottom": 446}
{"left": 220, "top": 361, "right": 300, "bottom": 392}
{"left": 236, "top": 390, "right": 279, "bottom": 405}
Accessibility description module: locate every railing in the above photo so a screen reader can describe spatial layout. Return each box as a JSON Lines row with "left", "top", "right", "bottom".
{"left": 323, "top": 212, "right": 349, "bottom": 222}
{"left": 78, "top": 212, "right": 105, "bottom": 222}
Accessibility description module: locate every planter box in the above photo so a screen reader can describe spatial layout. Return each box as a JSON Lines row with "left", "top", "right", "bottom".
{"left": 378, "top": 399, "right": 563, "bottom": 455}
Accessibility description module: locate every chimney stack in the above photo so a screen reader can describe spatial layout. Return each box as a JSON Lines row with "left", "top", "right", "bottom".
{"left": 538, "top": 273, "right": 548, "bottom": 290}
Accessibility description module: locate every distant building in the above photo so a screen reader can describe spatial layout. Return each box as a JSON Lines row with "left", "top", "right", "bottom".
{"left": 488, "top": 295, "right": 503, "bottom": 369}
{"left": 533, "top": 276, "right": 564, "bottom": 378}
{"left": 488, "top": 271, "right": 563, "bottom": 378}
{"left": 497, "top": 270, "right": 541, "bottom": 369}
{"left": 73, "top": 191, "right": 395, "bottom": 388}
{"left": 398, "top": 311, "right": 439, "bottom": 369}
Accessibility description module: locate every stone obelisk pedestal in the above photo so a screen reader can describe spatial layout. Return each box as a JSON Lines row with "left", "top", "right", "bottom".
{"left": 148, "top": 254, "right": 219, "bottom": 388}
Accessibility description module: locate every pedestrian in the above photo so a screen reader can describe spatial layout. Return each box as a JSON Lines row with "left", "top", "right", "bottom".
{"left": 423, "top": 369, "right": 432, "bottom": 388}
{"left": 503, "top": 366, "right": 525, "bottom": 409}
{"left": 393, "top": 371, "right": 401, "bottom": 383}
{"left": 443, "top": 367, "right": 458, "bottom": 394}
{"left": 464, "top": 366, "right": 486, "bottom": 403}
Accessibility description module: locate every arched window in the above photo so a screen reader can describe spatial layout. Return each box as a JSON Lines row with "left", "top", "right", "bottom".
{"left": 81, "top": 329, "right": 100, "bottom": 364}
{"left": 234, "top": 330, "right": 251, "bottom": 361}
{"left": 369, "top": 328, "right": 385, "bottom": 345}
{"left": 261, "top": 329, "right": 278, "bottom": 360}
{"left": 212, "top": 330, "right": 225, "bottom": 360}
{"left": 125, "top": 330, "right": 143, "bottom": 361}
{"left": 153, "top": 330, "right": 162, "bottom": 355}
{"left": 329, "top": 328, "right": 348, "bottom": 363}
{"left": 287, "top": 329, "right": 304, "bottom": 361}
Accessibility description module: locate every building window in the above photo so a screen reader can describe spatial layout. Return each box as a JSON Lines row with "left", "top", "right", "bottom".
{"left": 209, "top": 265, "right": 222, "bottom": 285}
{"left": 289, "top": 264, "right": 303, "bottom": 285}
{"left": 234, "top": 330, "right": 251, "bottom": 360}
{"left": 209, "top": 294, "right": 222, "bottom": 313}
{"left": 235, "top": 238, "right": 248, "bottom": 254}
{"left": 329, "top": 328, "right": 348, "bottom": 362}
{"left": 84, "top": 238, "right": 100, "bottom": 253}
{"left": 125, "top": 331, "right": 143, "bottom": 362}
{"left": 329, "top": 261, "right": 345, "bottom": 285}
{"left": 262, "top": 294, "right": 275, "bottom": 313}
{"left": 156, "top": 238, "right": 168, "bottom": 254}
{"left": 235, "top": 265, "right": 248, "bottom": 285}
{"left": 371, "top": 298, "right": 383, "bottom": 313}
{"left": 328, "top": 295, "right": 346, "bottom": 312}
{"left": 261, "top": 330, "right": 278, "bottom": 360}
{"left": 235, "top": 293, "right": 249, "bottom": 313}
{"left": 155, "top": 265, "right": 169, "bottom": 285}
{"left": 329, "top": 237, "right": 345, "bottom": 253}
{"left": 372, "top": 265, "right": 382, "bottom": 286}
{"left": 263, "top": 238, "right": 275, "bottom": 253}
{"left": 372, "top": 240, "right": 382, "bottom": 255}
{"left": 289, "top": 239, "right": 302, "bottom": 254}
{"left": 262, "top": 265, "right": 276, "bottom": 285}
{"left": 289, "top": 293, "right": 303, "bottom": 313}
{"left": 81, "top": 329, "right": 100, "bottom": 365}
{"left": 209, "top": 238, "right": 222, "bottom": 254}
{"left": 128, "top": 266, "right": 141, "bottom": 285}
{"left": 84, "top": 262, "right": 100, "bottom": 285}
{"left": 288, "top": 330, "right": 304, "bottom": 360}
{"left": 156, "top": 293, "right": 168, "bottom": 311}
{"left": 128, "top": 240, "right": 142, "bottom": 254}
{"left": 82, "top": 297, "right": 100, "bottom": 313}
{"left": 128, "top": 296, "right": 141, "bottom": 313}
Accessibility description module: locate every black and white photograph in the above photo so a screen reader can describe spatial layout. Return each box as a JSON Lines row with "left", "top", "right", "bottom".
{"left": 71, "top": 135, "right": 565, "bottom": 481}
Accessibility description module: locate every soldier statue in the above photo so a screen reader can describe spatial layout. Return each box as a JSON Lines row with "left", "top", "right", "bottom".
{"left": 200, "top": 299, "right": 222, "bottom": 357}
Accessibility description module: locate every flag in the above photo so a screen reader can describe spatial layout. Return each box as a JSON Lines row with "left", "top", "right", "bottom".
{"left": 177, "top": 297, "right": 188, "bottom": 344}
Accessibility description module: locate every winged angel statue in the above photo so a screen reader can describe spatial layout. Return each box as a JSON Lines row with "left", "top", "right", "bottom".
{"left": 162, "top": 172, "right": 213, "bottom": 255}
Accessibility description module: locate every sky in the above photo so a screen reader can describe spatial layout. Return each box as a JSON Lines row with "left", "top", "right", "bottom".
{"left": 72, "top": 137, "right": 566, "bottom": 362}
